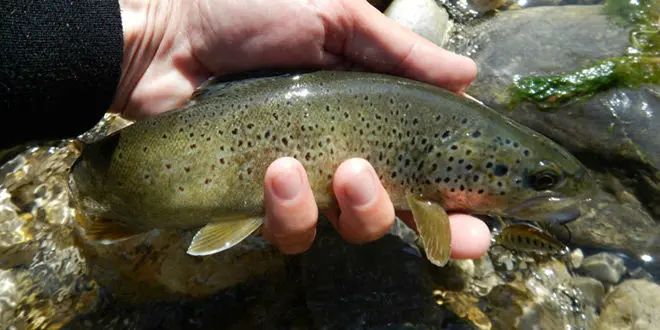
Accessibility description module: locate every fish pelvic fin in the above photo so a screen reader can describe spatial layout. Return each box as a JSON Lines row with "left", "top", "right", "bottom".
{"left": 406, "top": 193, "right": 452, "bottom": 267}
{"left": 85, "top": 217, "right": 144, "bottom": 243}
{"left": 187, "top": 216, "right": 264, "bottom": 256}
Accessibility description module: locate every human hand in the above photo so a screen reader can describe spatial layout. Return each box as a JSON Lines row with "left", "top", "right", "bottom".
{"left": 113, "top": 0, "right": 490, "bottom": 258}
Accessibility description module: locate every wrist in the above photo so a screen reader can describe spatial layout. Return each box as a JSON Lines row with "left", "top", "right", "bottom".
{"left": 111, "top": 0, "right": 172, "bottom": 117}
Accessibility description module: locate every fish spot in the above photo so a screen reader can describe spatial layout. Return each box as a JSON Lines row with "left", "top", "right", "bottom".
{"left": 444, "top": 177, "right": 450, "bottom": 183}
{"left": 435, "top": 114, "right": 442, "bottom": 121}
{"left": 231, "top": 128, "right": 238, "bottom": 135}
{"left": 184, "top": 167, "right": 190, "bottom": 173}
{"left": 162, "top": 134, "right": 167, "bottom": 139}
{"left": 451, "top": 145, "right": 458, "bottom": 150}
{"left": 513, "top": 142, "right": 520, "bottom": 148}
{"left": 478, "top": 189, "right": 484, "bottom": 194}
{"left": 178, "top": 186, "right": 184, "bottom": 192}
{"left": 472, "top": 130, "right": 482, "bottom": 138}
{"left": 143, "top": 147, "right": 148, "bottom": 152}
{"left": 494, "top": 165, "right": 509, "bottom": 176}
{"left": 217, "top": 130, "right": 224, "bottom": 135}
{"left": 219, "top": 158, "right": 225, "bottom": 165}
{"left": 246, "top": 123, "right": 254, "bottom": 129}
{"left": 447, "top": 166, "right": 453, "bottom": 172}
{"left": 449, "top": 156, "right": 454, "bottom": 162}
{"left": 431, "top": 164, "right": 438, "bottom": 171}
{"left": 165, "top": 164, "right": 171, "bottom": 169}
{"left": 461, "top": 118, "right": 468, "bottom": 124}
{"left": 458, "top": 159, "right": 464, "bottom": 164}
{"left": 190, "top": 144, "right": 196, "bottom": 149}
{"left": 466, "top": 164, "right": 473, "bottom": 170}
{"left": 189, "top": 133, "right": 194, "bottom": 138}
{"left": 442, "top": 131, "right": 450, "bottom": 139}
{"left": 486, "top": 162, "right": 493, "bottom": 169}
{"left": 205, "top": 178, "right": 211, "bottom": 184}
{"left": 523, "top": 149, "right": 530, "bottom": 157}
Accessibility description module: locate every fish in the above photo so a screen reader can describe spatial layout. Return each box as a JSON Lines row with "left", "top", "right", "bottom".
{"left": 494, "top": 222, "right": 569, "bottom": 255}
{"left": 67, "top": 70, "right": 596, "bottom": 267}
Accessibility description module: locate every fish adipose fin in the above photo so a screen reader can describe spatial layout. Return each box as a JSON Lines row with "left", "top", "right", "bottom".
{"left": 187, "top": 216, "right": 264, "bottom": 256}
{"left": 85, "top": 217, "right": 144, "bottom": 243}
{"left": 406, "top": 194, "right": 452, "bottom": 267}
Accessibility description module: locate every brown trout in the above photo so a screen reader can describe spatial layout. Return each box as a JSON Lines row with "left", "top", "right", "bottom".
{"left": 68, "top": 70, "right": 595, "bottom": 267}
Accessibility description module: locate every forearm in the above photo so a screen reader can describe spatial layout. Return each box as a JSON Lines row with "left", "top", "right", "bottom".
{"left": 0, "top": 0, "right": 123, "bottom": 149}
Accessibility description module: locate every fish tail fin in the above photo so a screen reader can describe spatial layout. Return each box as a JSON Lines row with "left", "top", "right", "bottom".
{"left": 406, "top": 194, "right": 452, "bottom": 267}
{"left": 187, "top": 216, "right": 264, "bottom": 256}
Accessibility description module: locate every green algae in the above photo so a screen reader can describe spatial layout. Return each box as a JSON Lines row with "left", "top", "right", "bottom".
{"left": 507, "top": 0, "right": 659, "bottom": 109}
{"left": 508, "top": 56, "right": 659, "bottom": 109}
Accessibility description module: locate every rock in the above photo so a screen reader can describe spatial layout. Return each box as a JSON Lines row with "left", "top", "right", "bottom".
{"left": 579, "top": 252, "right": 628, "bottom": 284}
{"left": 486, "top": 259, "right": 597, "bottom": 330}
{"left": 570, "top": 276, "right": 605, "bottom": 307}
{"left": 385, "top": 0, "right": 452, "bottom": 46}
{"left": 597, "top": 279, "right": 660, "bottom": 330}
{"left": 568, "top": 248, "right": 584, "bottom": 269}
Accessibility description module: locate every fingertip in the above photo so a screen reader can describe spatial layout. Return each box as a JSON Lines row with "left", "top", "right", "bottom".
{"left": 263, "top": 157, "right": 318, "bottom": 254}
{"left": 333, "top": 158, "right": 395, "bottom": 243}
{"left": 448, "top": 214, "right": 491, "bottom": 259}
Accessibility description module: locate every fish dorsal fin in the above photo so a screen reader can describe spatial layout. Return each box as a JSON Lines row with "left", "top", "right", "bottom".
{"left": 85, "top": 217, "right": 144, "bottom": 243}
{"left": 186, "top": 216, "right": 264, "bottom": 256}
{"left": 406, "top": 194, "right": 452, "bottom": 267}
{"left": 187, "top": 69, "right": 319, "bottom": 105}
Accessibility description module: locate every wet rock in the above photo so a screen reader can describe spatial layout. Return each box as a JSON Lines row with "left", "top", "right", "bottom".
{"left": 486, "top": 260, "right": 596, "bottom": 330}
{"left": 570, "top": 276, "right": 605, "bottom": 307}
{"left": 385, "top": 0, "right": 452, "bottom": 46}
{"left": 597, "top": 279, "right": 660, "bottom": 330}
{"left": 579, "top": 252, "right": 628, "bottom": 284}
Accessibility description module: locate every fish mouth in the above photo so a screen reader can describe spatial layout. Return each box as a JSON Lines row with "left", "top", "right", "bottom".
{"left": 504, "top": 195, "right": 582, "bottom": 225}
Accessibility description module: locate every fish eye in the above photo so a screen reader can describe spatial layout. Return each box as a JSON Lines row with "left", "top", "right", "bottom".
{"left": 525, "top": 164, "right": 563, "bottom": 191}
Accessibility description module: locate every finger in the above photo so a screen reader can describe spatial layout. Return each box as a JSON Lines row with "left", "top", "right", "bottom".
{"left": 397, "top": 212, "right": 491, "bottom": 259}
{"left": 262, "top": 157, "right": 318, "bottom": 254}
{"left": 327, "top": 0, "right": 477, "bottom": 91}
{"left": 330, "top": 158, "right": 395, "bottom": 243}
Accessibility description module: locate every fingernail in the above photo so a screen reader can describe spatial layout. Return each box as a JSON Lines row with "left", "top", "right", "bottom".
{"left": 345, "top": 166, "right": 377, "bottom": 206}
{"left": 272, "top": 166, "right": 302, "bottom": 201}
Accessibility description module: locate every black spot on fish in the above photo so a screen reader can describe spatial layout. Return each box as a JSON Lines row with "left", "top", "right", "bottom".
{"left": 447, "top": 166, "right": 453, "bottom": 172}
{"left": 472, "top": 130, "right": 481, "bottom": 138}
{"left": 435, "top": 114, "right": 442, "bottom": 121}
{"left": 162, "top": 134, "right": 167, "bottom": 139}
{"left": 451, "top": 145, "right": 458, "bottom": 150}
{"left": 442, "top": 131, "right": 450, "bottom": 139}
{"left": 486, "top": 162, "right": 493, "bottom": 169}
{"left": 461, "top": 118, "right": 468, "bottom": 124}
{"left": 473, "top": 175, "right": 480, "bottom": 182}
{"left": 494, "top": 165, "right": 509, "bottom": 176}
{"left": 523, "top": 149, "right": 530, "bottom": 157}
{"left": 478, "top": 189, "right": 484, "bottom": 194}
{"left": 444, "top": 177, "right": 450, "bottom": 183}
{"left": 246, "top": 123, "right": 254, "bottom": 129}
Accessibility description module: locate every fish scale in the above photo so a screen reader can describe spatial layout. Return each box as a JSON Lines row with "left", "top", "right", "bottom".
{"left": 68, "top": 70, "right": 595, "bottom": 266}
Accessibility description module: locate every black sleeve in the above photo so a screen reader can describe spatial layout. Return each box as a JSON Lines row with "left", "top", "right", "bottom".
{"left": 0, "top": 0, "right": 124, "bottom": 149}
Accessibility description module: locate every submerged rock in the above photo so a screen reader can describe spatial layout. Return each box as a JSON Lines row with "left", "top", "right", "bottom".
{"left": 579, "top": 252, "right": 628, "bottom": 285}
{"left": 597, "top": 279, "right": 660, "bottom": 330}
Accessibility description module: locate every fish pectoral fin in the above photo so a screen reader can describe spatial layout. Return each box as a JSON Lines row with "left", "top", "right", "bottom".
{"left": 406, "top": 194, "right": 452, "bottom": 267}
{"left": 187, "top": 216, "right": 264, "bottom": 256}
{"left": 85, "top": 217, "right": 144, "bottom": 243}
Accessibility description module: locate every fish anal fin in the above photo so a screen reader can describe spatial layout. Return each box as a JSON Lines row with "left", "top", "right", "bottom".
{"left": 187, "top": 216, "right": 264, "bottom": 256}
{"left": 406, "top": 194, "right": 452, "bottom": 267}
{"left": 85, "top": 217, "right": 144, "bottom": 244}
